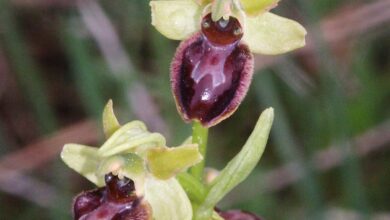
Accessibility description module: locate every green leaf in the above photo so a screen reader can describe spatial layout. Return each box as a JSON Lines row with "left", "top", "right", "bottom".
{"left": 102, "top": 100, "right": 120, "bottom": 138}
{"left": 147, "top": 144, "right": 203, "bottom": 179}
{"left": 97, "top": 153, "right": 146, "bottom": 181}
{"left": 243, "top": 12, "right": 307, "bottom": 55}
{"left": 144, "top": 177, "right": 193, "bottom": 220}
{"left": 239, "top": 0, "right": 279, "bottom": 16}
{"left": 195, "top": 108, "right": 274, "bottom": 219}
{"left": 98, "top": 121, "right": 166, "bottom": 157}
{"left": 61, "top": 144, "right": 104, "bottom": 186}
{"left": 150, "top": 0, "right": 201, "bottom": 40}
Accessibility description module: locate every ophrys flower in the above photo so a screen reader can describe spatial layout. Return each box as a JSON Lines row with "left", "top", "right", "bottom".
{"left": 61, "top": 101, "right": 203, "bottom": 220}
{"left": 150, "top": 0, "right": 306, "bottom": 127}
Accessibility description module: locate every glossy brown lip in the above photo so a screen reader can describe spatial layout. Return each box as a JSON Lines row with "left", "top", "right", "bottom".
{"left": 170, "top": 30, "right": 253, "bottom": 127}
{"left": 73, "top": 174, "right": 151, "bottom": 220}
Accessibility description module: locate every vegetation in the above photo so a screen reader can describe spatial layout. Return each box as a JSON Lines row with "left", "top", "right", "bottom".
{"left": 0, "top": 0, "right": 389, "bottom": 219}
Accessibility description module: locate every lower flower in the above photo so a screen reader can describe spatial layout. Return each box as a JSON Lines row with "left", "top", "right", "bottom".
{"left": 62, "top": 101, "right": 202, "bottom": 220}
{"left": 73, "top": 173, "right": 263, "bottom": 220}
{"left": 73, "top": 173, "right": 151, "bottom": 220}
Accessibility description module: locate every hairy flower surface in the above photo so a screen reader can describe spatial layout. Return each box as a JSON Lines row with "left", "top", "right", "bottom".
{"left": 61, "top": 101, "right": 202, "bottom": 220}
{"left": 151, "top": 0, "right": 306, "bottom": 127}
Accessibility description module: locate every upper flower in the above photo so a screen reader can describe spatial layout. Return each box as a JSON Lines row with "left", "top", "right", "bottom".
{"left": 150, "top": 0, "right": 307, "bottom": 55}
{"left": 150, "top": 0, "right": 306, "bottom": 127}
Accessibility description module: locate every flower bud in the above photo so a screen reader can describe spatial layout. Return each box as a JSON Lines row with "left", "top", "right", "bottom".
{"left": 171, "top": 13, "right": 254, "bottom": 127}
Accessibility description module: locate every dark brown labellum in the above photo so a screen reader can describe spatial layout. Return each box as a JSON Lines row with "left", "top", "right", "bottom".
{"left": 171, "top": 13, "right": 253, "bottom": 127}
{"left": 73, "top": 188, "right": 104, "bottom": 220}
{"left": 73, "top": 173, "right": 151, "bottom": 220}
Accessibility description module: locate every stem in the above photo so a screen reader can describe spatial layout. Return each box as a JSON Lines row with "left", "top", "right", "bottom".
{"left": 190, "top": 121, "right": 209, "bottom": 181}
{"left": 177, "top": 173, "right": 206, "bottom": 204}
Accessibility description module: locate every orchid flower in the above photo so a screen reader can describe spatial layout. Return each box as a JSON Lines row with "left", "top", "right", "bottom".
{"left": 150, "top": 0, "right": 306, "bottom": 127}
{"left": 61, "top": 100, "right": 202, "bottom": 220}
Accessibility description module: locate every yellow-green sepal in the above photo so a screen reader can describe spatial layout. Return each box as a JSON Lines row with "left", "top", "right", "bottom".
{"left": 146, "top": 144, "right": 203, "bottom": 179}
{"left": 239, "top": 0, "right": 279, "bottom": 16}
{"left": 150, "top": 0, "right": 201, "bottom": 40}
{"left": 144, "top": 177, "right": 193, "bottom": 220}
{"left": 243, "top": 12, "right": 307, "bottom": 55}
{"left": 98, "top": 121, "right": 165, "bottom": 157}
{"left": 61, "top": 144, "right": 104, "bottom": 186}
{"left": 102, "top": 100, "right": 121, "bottom": 138}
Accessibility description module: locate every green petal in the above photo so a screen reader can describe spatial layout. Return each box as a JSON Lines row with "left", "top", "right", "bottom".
{"left": 240, "top": 0, "right": 279, "bottom": 16}
{"left": 146, "top": 144, "right": 203, "bottom": 179}
{"left": 98, "top": 121, "right": 166, "bottom": 157}
{"left": 195, "top": 108, "right": 274, "bottom": 219}
{"left": 97, "top": 153, "right": 146, "bottom": 181}
{"left": 61, "top": 144, "right": 104, "bottom": 186}
{"left": 144, "top": 177, "right": 192, "bottom": 220}
{"left": 243, "top": 12, "right": 307, "bottom": 55}
{"left": 150, "top": 0, "right": 201, "bottom": 40}
{"left": 102, "top": 100, "right": 121, "bottom": 138}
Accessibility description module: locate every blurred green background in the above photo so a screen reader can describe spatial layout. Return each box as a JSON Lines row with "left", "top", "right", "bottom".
{"left": 0, "top": 0, "right": 389, "bottom": 219}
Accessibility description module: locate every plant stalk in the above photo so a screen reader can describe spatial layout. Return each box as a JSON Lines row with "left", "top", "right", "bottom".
{"left": 190, "top": 121, "right": 209, "bottom": 181}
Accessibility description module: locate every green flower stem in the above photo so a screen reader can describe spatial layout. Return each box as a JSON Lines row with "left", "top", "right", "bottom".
{"left": 190, "top": 121, "right": 209, "bottom": 181}
{"left": 177, "top": 173, "right": 206, "bottom": 204}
